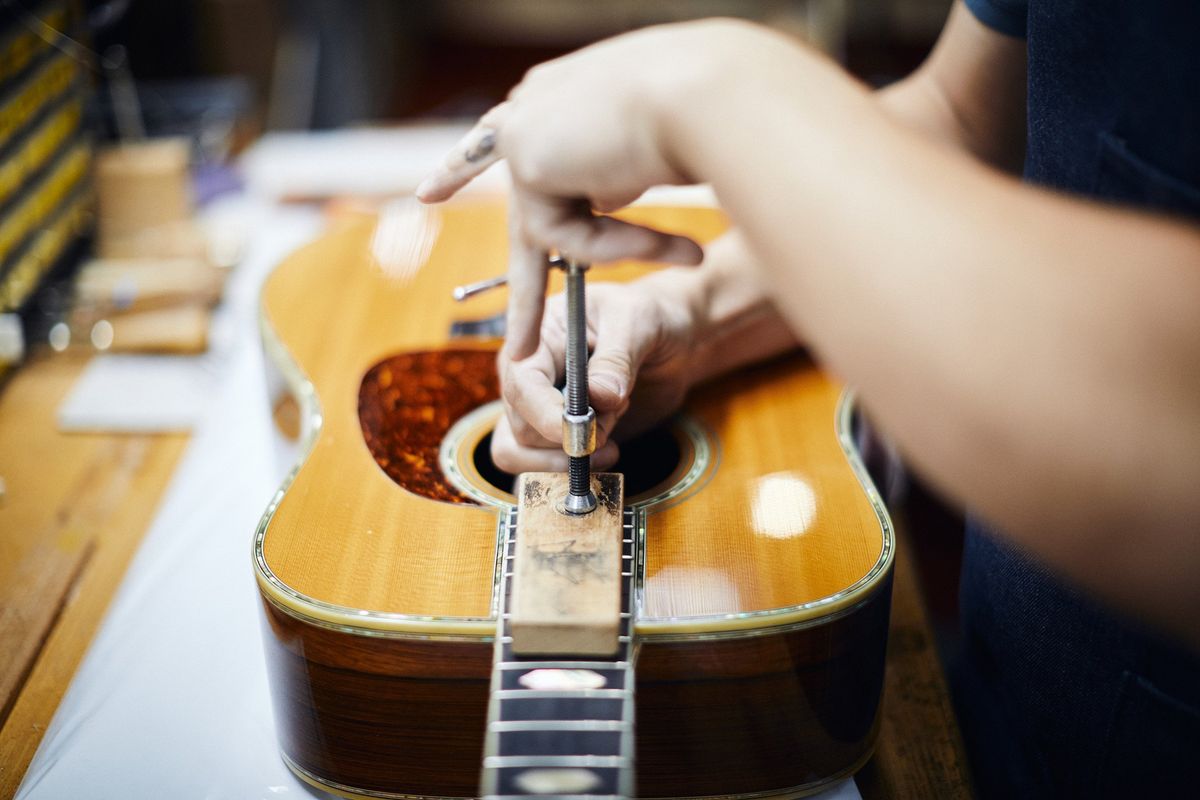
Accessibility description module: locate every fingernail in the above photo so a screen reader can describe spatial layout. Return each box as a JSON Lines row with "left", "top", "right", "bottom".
{"left": 592, "top": 374, "right": 625, "bottom": 399}
{"left": 415, "top": 176, "right": 436, "bottom": 200}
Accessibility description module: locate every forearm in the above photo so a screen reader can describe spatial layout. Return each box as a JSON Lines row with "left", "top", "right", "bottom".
{"left": 666, "top": 24, "right": 1200, "bottom": 642}
{"left": 622, "top": 3, "right": 1030, "bottom": 402}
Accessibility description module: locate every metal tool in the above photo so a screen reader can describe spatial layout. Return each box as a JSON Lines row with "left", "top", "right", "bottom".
{"left": 452, "top": 274, "right": 508, "bottom": 302}
{"left": 450, "top": 255, "right": 599, "bottom": 514}
{"left": 556, "top": 255, "right": 598, "bottom": 515}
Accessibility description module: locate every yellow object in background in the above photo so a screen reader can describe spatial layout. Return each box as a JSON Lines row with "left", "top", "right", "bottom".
{"left": 0, "top": 99, "right": 81, "bottom": 209}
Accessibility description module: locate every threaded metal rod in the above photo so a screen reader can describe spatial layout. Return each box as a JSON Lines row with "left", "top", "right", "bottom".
{"left": 564, "top": 262, "right": 588, "bottom": 419}
{"left": 567, "top": 456, "right": 589, "bottom": 498}
{"left": 562, "top": 259, "right": 596, "bottom": 513}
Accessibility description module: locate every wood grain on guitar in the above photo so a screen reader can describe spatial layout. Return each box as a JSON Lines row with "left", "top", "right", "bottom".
{"left": 254, "top": 203, "right": 895, "bottom": 799}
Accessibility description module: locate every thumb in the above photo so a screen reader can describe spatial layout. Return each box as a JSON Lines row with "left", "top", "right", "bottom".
{"left": 585, "top": 297, "right": 652, "bottom": 412}
{"left": 587, "top": 308, "right": 647, "bottom": 413}
{"left": 588, "top": 352, "right": 632, "bottom": 412}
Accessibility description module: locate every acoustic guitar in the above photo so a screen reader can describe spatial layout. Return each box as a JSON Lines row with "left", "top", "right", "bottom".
{"left": 254, "top": 200, "right": 894, "bottom": 799}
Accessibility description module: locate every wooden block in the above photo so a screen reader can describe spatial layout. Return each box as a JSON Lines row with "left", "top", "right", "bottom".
{"left": 75, "top": 258, "right": 224, "bottom": 312}
{"left": 106, "top": 305, "right": 210, "bottom": 354}
{"left": 95, "top": 139, "right": 191, "bottom": 244}
{"left": 511, "top": 472, "right": 624, "bottom": 657}
{"left": 97, "top": 219, "right": 210, "bottom": 261}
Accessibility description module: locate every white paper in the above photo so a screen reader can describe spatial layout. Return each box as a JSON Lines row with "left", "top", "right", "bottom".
{"left": 57, "top": 354, "right": 217, "bottom": 433}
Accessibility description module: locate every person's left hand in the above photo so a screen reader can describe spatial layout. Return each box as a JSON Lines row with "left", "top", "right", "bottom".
{"left": 492, "top": 272, "right": 701, "bottom": 474}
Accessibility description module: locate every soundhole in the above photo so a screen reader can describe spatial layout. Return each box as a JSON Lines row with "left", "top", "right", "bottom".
{"left": 471, "top": 426, "right": 684, "bottom": 499}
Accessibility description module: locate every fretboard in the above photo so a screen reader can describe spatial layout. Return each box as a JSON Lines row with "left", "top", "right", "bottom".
{"left": 480, "top": 507, "right": 637, "bottom": 800}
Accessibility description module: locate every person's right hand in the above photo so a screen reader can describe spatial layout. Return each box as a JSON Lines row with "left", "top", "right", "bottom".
{"left": 491, "top": 268, "right": 702, "bottom": 474}
{"left": 416, "top": 20, "right": 798, "bottom": 361}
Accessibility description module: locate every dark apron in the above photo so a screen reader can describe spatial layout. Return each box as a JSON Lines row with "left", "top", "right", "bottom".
{"left": 957, "top": 1, "right": 1200, "bottom": 797}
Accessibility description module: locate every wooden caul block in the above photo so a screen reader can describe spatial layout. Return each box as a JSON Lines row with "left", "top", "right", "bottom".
{"left": 106, "top": 304, "right": 210, "bottom": 354}
{"left": 75, "top": 258, "right": 224, "bottom": 311}
{"left": 511, "top": 472, "right": 624, "bottom": 656}
{"left": 95, "top": 139, "right": 191, "bottom": 243}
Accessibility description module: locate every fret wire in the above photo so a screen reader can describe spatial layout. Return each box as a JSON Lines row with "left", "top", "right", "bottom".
{"left": 494, "top": 689, "right": 629, "bottom": 701}
{"left": 498, "top": 613, "right": 630, "bottom": 621}
{"left": 489, "top": 720, "right": 630, "bottom": 732}
{"left": 495, "top": 661, "right": 632, "bottom": 670}
{"left": 501, "top": 636, "right": 632, "bottom": 647}
{"left": 485, "top": 755, "right": 630, "bottom": 769}
{"left": 499, "top": 612, "right": 632, "bottom": 621}
{"left": 483, "top": 795, "right": 624, "bottom": 800}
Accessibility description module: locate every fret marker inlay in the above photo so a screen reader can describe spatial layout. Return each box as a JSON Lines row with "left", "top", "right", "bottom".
{"left": 513, "top": 767, "right": 603, "bottom": 794}
{"left": 519, "top": 668, "right": 609, "bottom": 691}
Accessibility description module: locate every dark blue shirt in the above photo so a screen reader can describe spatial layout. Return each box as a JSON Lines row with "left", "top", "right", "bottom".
{"left": 966, "top": 0, "right": 1200, "bottom": 215}
{"left": 952, "top": 2, "right": 1200, "bottom": 798}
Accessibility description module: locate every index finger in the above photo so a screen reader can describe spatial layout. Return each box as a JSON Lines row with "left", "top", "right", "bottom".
{"left": 416, "top": 103, "right": 511, "bottom": 203}
{"left": 505, "top": 196, "right": 551, "bottom": 360}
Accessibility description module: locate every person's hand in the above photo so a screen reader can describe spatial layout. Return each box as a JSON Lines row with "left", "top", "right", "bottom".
{"left": 491, "top": 270, "right": 701, "bottom": 474}
{"left": 493, "top": 229, "right": 801, "bottom": 474}
{"left": 416, "top": 20, "right": 776, "bottom": 358}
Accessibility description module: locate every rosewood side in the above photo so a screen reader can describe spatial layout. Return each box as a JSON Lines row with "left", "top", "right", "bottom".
{"left": 260, "top": 576, "right": 890, "bottom": 799}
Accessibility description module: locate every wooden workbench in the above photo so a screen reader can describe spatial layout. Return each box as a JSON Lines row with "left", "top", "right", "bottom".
{"left": 0, "top": 351, "right": 971, "bottom": 800}
{"left": 0, "top": 353, "right": 188, "bottom": 798}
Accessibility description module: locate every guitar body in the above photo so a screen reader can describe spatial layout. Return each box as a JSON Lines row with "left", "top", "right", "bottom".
{"left": 255, "top": 202, "right": 894, "bottom": 799}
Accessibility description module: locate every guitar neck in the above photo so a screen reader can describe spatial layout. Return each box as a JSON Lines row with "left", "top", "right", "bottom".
{"left": 480, "top": 507, "right": 638, "bottom": 799}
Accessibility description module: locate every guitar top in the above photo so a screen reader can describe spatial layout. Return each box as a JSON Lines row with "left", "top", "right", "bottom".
{"left": 254, "top": 201, "right": 894, "bottom": 800}
{"left": 255, "top": 201, "right": 891, "bottom": 638}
